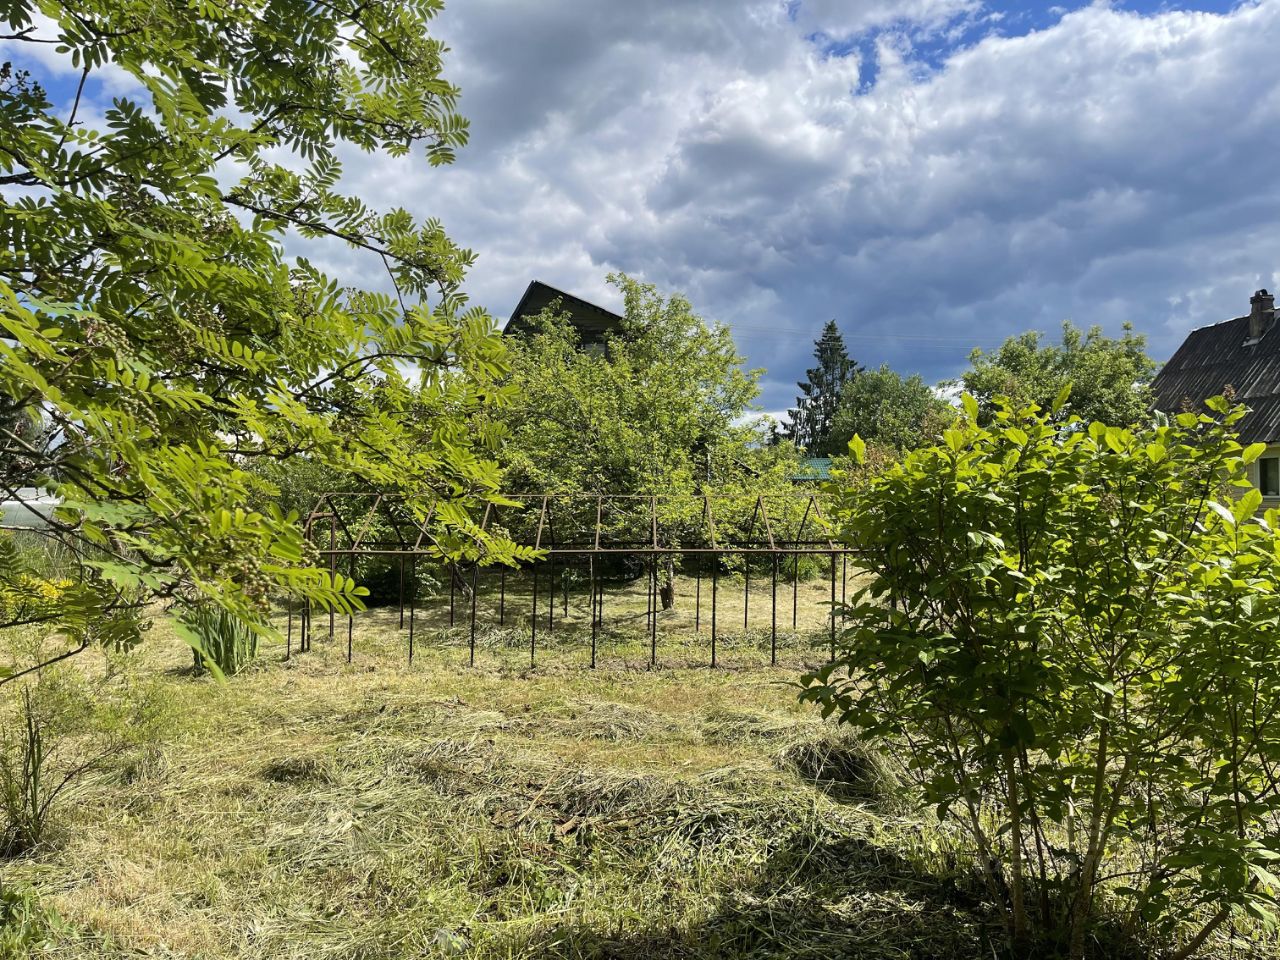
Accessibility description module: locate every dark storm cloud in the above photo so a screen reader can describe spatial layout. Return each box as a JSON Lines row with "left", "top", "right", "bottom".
{"left": 329, "top": 0, "right": 1280, "bottom": 410}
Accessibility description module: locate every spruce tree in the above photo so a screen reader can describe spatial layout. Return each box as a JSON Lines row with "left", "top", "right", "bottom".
{"left": 786, "top": 320, "right": 859, "bottom": 455}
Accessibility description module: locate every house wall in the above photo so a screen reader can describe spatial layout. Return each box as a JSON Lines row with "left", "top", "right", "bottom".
{"left": 1248, "top": 444, "right": 1280, "bottom": 509}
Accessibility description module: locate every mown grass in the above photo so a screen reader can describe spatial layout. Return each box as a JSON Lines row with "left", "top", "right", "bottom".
{"left": 317, "top": 569, "right": 852, "bottom": 672}
{"left": 1, "top": 574, "right": 1275, "bottom": 958}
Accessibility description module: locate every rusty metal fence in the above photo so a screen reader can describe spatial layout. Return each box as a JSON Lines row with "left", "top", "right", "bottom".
{"left": 292, "top": 493, "right": 860, "bottom": 669}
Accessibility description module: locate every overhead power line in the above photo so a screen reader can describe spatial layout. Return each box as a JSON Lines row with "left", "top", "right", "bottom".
{"left": 713, "top": 321, "right": 1005, "bottom": 350}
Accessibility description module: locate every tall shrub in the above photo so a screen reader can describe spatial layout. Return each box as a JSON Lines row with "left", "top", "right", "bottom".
{"left": 803, "top": 391, "right": 1280, "bottom": 958}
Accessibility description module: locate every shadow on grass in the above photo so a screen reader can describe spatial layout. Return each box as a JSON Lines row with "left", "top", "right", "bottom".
{"left": 502, "top": 827, "right": 1173, "bottom": 960}
{"left": 507, "top": 830, "right": 1001, "bottom": 959}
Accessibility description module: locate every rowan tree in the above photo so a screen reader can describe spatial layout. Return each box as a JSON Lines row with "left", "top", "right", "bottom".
{"left": 0, "top": 0, "right": 530, "bottom": 676}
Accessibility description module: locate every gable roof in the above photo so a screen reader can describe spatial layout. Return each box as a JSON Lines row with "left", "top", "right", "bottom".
{"left": 502, "top": 280, "right": 624, "bottom": 347}
{"left": 1151, "top": 309, "right": 1280, "bottom": 443}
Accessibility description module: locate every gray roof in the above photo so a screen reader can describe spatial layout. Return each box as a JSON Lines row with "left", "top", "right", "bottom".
{"left": 1151, "top": 311, "right": 1280, "bottom": 444}
{"left": 1, "top": 489, "right": 59, "bottom": 529}
{"left": 502, "top": 280, "right": 624, "bottom": 347}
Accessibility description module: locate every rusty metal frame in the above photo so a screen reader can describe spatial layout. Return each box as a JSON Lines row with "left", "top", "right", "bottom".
{"left": 293, "top": 492, "right": 856, "bottom": 669}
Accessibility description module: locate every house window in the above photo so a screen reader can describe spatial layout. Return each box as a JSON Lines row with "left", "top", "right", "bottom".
{"left": 1260, "top": 457, "right": 1280, "bottom": 497}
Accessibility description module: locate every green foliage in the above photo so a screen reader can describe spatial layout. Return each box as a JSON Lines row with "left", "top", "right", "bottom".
{"left": 807, "top": 394, "right": 1280, "bottom": 958}
{"left": 0, "top": 881, "right": 65, "bottom": 957}
{"left": 0, "top": 0, "right": 527, "bottom": 669}
{"left": 243, "top": 457, "right": 344, "bottom": 527}
{"left": 498, "top": 275, "right": 802, "bottom": 548}
{"left": 785, "top": 320, "right": 859, "bottom": 456}
{"left": 186, "top": 606, "right": 259, "bottom": 679}
{"left": 959, "top": 320, "right": 1157, "bottom": 426}
{"left": 829, "top": 364, "right": 956, "bottom": 457}
{"left": 0, "top": 531, "right": 146, "bottom": 658}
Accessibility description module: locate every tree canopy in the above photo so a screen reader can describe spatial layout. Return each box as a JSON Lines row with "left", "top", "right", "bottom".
{"left": 0, "top": 0, "right": 528, "bottom": 674}
{"left": 959, "top": 320, "right": 1156, "bottom": 426}
{"left": 785, "top": 320, "right": 859, "bottom": 456}
{"left": 829, "top": 364, "right": 955, "bottom": 457}
{"left": 497, "top": 274, "right": 801, "bottom": 556}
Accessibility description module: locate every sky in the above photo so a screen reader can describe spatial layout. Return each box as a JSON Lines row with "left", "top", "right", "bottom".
{"left": 8, "top": 0, "right": 1280, "bottom": 415}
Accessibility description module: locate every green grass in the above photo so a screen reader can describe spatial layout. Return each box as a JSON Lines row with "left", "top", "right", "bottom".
{"left": 1, "top": 575, "right": 1274, "bottom": 958}
{"left": 306, "top": 570, "right": 851, "bottom": 672}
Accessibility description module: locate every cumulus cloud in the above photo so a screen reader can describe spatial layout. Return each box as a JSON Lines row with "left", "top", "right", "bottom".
{"left": 12, "top": 1, "right": 1279, "bottom": 409}
{"left": 339, "top": 0, "right": 1277, "bottom": 409}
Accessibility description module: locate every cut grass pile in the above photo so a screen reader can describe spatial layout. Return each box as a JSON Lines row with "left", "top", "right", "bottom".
{"left": 3, "top": 582, "right": 1274, "bottom": 959}
{"left": 0, "top": 607, "right": 1005, "bottom": 960}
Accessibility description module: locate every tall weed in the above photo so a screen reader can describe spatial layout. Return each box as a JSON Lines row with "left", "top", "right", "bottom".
{"left": 188, "top": 605, "right": 259, "bottom": 677}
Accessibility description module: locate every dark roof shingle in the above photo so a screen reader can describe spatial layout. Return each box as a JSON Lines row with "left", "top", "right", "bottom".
{"left": 1151, "top": 312, "right": 1280, "bottom": 443}
{"left": 502, "top": 280, "right": 623, "bottom": 346}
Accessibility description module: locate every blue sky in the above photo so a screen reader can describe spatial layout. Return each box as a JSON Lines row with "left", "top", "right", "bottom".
{"left": 811, "top": 2, "right": 1246, "bottom": 115}
{"left": 6, "top": 0, "right": 1278, "bottom": 417}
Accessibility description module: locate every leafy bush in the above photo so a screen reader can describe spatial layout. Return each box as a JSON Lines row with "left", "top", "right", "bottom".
{"left": 0, "top": 881, "right": 65, "bottom": 957}
{"left": 804, "top": 391, "right": 1280, "bottom": 959}
{"left": 186, "top": 606, "right": 259, "bottom": 678}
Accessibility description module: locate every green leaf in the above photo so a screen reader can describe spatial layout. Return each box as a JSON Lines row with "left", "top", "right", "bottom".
{"left": 170, "top": 616, "right": 226, "bottom": 684}
{"left": 1205, "top": 500, "right": 1236, "bottom": 527}
{"left": 1243, "top": 442, "right": 1267, "bottom": 465}
{"left": 1249, "top": 864, "right": 1280, "bottom": 890}
{"left": 1051, "top": 382, "right": 1072, "bottom": 414}
{"left": 849, "top": 434, "right": 866, "bottom": 464}
{"left": 1237, "top": 488, "right": 1263, "bottom": 522}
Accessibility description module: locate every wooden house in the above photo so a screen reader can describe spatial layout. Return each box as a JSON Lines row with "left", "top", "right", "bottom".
{"left": 502, "top": 280, "right": 623, "bottom": 351}
{"left": 1151, "top": 289, "right": 1280, "bottom": 498}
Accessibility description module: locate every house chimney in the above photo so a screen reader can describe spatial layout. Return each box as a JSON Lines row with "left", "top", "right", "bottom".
{"left": 1251, "top": 289, "right": 1275, "bottom": 341}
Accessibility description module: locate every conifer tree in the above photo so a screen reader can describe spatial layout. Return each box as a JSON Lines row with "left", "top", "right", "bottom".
{"left": 786, "top": 320, "right": 859, "bottom": 455}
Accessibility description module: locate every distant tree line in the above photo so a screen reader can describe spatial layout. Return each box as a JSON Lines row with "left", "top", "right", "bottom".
{"left": 782, "top": 318, "right": 1158, "bottom": 459}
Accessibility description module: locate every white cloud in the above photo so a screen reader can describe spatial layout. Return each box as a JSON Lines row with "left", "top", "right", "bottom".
{"left": 22, "top": 1, "right": 1273, "bottom": 409}
{"left": 300, "top": 0, "right": 1280, "bottom": 406}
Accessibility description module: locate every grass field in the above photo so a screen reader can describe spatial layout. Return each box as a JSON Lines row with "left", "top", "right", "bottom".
{"left": 1, "top": 574, "right": 1276, "bottom": 958}
{"left": 312, "top": 570, "right": 851, "bottom": 672}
